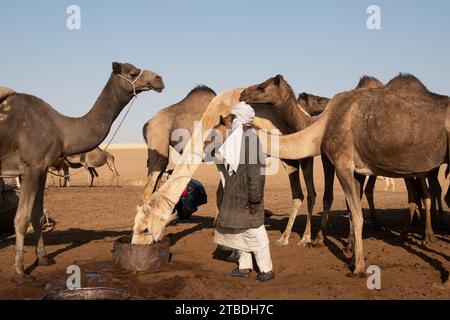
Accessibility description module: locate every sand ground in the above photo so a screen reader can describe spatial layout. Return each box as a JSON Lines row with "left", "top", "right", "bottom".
{"left": 0, "top": 148, "right": 449, "bottom": 300}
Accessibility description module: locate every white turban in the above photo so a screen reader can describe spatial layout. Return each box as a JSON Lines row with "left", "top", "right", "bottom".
{"left": 218, "top": 102, "right": 256, "bottom": 176}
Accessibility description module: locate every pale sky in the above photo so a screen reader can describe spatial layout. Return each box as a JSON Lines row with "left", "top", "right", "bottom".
{"left": 1, "top": 1, "right": 449, "bottom": 142}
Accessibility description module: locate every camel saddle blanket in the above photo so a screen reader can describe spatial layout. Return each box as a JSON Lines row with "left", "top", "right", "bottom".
{"left": 0, "top": 87, "right": 15, "bottom": 100}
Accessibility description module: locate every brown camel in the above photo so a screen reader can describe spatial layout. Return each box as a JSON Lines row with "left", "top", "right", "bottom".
{"left": 239, "top": 73, "right": 449, "bottom": 275}
{"left": 142, "top": 85, "right": 330, "bottom": 246}
{"left": 299, "top": 77, "right": 442, "bottom": 246}
{"left": 66, "top": 148, "right": 120, "bottom": 187}
{"left": 0, "top": 62, "right": 164, "bottom": 282}
{"left": 298, "top": 92, "right": 329, "bottom": 116}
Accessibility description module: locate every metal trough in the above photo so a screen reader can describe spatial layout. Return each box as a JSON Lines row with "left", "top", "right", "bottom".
{"left": 112, "top": 235, "right": 170, "bottom": 272}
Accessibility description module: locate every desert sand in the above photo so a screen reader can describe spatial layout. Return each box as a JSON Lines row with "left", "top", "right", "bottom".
{"left": 0, "top": 148, "right": 449, "bottom": 299}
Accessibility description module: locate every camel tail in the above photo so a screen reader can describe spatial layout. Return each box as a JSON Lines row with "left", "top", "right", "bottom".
{"left": 256, "top": 114, "right": 326, "bottom": 161}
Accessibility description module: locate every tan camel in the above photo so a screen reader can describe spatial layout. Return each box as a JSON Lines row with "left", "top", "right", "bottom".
{"left": 142, "top": 86, "right": 328, "bottom": 246}
{"left": 239, "top": 74, "right": 449, "bottom": 275}
{"left": 142, "top": 85, "right": 217, "bottom": 199}
{"left": 66, "top": 148, "right": 120, "bottom": 187}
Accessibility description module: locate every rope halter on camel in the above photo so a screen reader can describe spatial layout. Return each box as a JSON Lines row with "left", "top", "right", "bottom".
{"left": 115, "top": 69, "right": 145, "bottom": 97}
{"left": 297, "top": 103, "right": 319, "bottom": 119}
{"left": 102, "top": 69, "right": 145, "bottom": 151}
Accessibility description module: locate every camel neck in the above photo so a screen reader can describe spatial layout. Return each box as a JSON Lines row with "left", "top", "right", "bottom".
{"left": 277, "top": 85, "right": 316, "bottom": 131}
{"left": 60, "top": 75, "right": 133, "bottom": 155}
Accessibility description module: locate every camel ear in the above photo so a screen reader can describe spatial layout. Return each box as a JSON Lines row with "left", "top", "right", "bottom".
{"left": 274, "top": 75, "right": 283, "bottom": 86}
{"left": 112, "top": 62, "right": 122, "bottom": 74}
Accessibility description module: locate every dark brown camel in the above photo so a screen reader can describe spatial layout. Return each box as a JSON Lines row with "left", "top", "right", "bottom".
{"left": 240, "top": 73, "right": 449, "bottom": 276}
{"left": 0, "top": 62, "right": 164, "bottom": 282}
{"left": 66, "top": 147, "right": 120, "bottom": 187}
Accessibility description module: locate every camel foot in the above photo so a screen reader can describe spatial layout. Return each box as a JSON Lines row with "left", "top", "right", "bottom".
{"left": 422, "top": 234, "right": 438, "bottom": 246}
{"left": 298, "top": 241, "right": 313, "bottom": 248}
{"left": 12, "top": 273, "right": 35, "bottom": 284}
{"left": 276, "top": 237, "right": 289, "bottom": 247}
{"left": 37, "top": 256, "right": 56, "bottom": 266}
{"left": 298, "top": 237, "right": 312, "bottom": 248}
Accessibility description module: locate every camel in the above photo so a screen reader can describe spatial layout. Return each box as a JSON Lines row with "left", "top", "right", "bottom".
{"left": 0, "top": 62, "right": 164, "bottom": 282}
{"left": 239, "top": 73, "right": 450, "bottom": 275}
{"left": 65, "top": 147, "right": 120, "bottom": 187}
{"left": 142, "top": 85, "right": 217, "bottom": 199}
{"left": 142, "top": 85, "right": 331, "bottom": 246}
{"left": 142, "top": 87, "right": 325, "bottom": 200}
{"left": 47, "top": 158, "right": 70, "bottom": 187}
{"left": 298, "top": 92, "right": 329, "bottom": 116}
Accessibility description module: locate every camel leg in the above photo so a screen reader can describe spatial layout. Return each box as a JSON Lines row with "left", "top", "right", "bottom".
{"left": 298, "top": 158, "right": 316, "bottom": 247}
{"left": 63, "top": 164, "right": 70, "bottom": 188}
{"left": 13, "top": 167, "right": 43, "bottom": 282}
{"left": 92, "top": 168, "right": 99, "bottom": 187}
{"left": 313, "top": 155, "right": 335, "bottom": 247}
{"left": 276, "top": 160, "right": 303, "bottom": 247}
{"left": 364, "top": 176, "right": 381, "bottom": 229}
{"left": 335, "top": 164, "right": 366, "bottom": 275}
{"left": 428, "top": 169, "right": 442, "bottom": 229}
{"left": 401, "top": 178, "right": 420, "bottom": 240}
{"left": 30, "top": 171, "right": 55, "bottom": 266}
{"left": 343, "top": 174, "right": 367, "bottom": 255}
{"left": 418, "top": 177, "right": 437, "bottom": 244}
{"left": 143, "top": 141, "right": 170, "bottom": 202}
{"left": 106, "top": 157, "right": 120, "bottom": 186}
{"left": 87, "top": 168, "right": 96, "bottom": 187}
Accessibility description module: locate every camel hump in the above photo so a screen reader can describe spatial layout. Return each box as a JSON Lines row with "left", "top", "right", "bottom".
{"left": 355, "top": 76, "right": 384, "bottom": 89}
{"left": 0, "top": 87, "right": 15, "bottom": 100}
{"left": 187, "top": 85, "right": 216, "bottom": 96}
{"left": 386, "top": 73, "right": 428, "bottom": 92}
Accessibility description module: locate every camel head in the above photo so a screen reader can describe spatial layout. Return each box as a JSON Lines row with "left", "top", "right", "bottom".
{"left": 297, "top": 93, "right": 330, "bottom": 117}
{"left": 240, "top": 75, "right": 288, "bottom": 107}
{"left": 131, "top": 192, "right": 176, "bottom": 244}
{"left": 112, "top": 62, "right": 165, "bottom": 95}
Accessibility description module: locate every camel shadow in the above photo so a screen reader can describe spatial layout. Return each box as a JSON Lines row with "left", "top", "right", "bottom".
{"left": 167, "top": 215, "right": 214, "bottom": 246}
{"left": 0, "top": 228, "right": 130, "bottom": 274}
{"left": 267, "top": 207, "right": 450, "bottom": 281}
